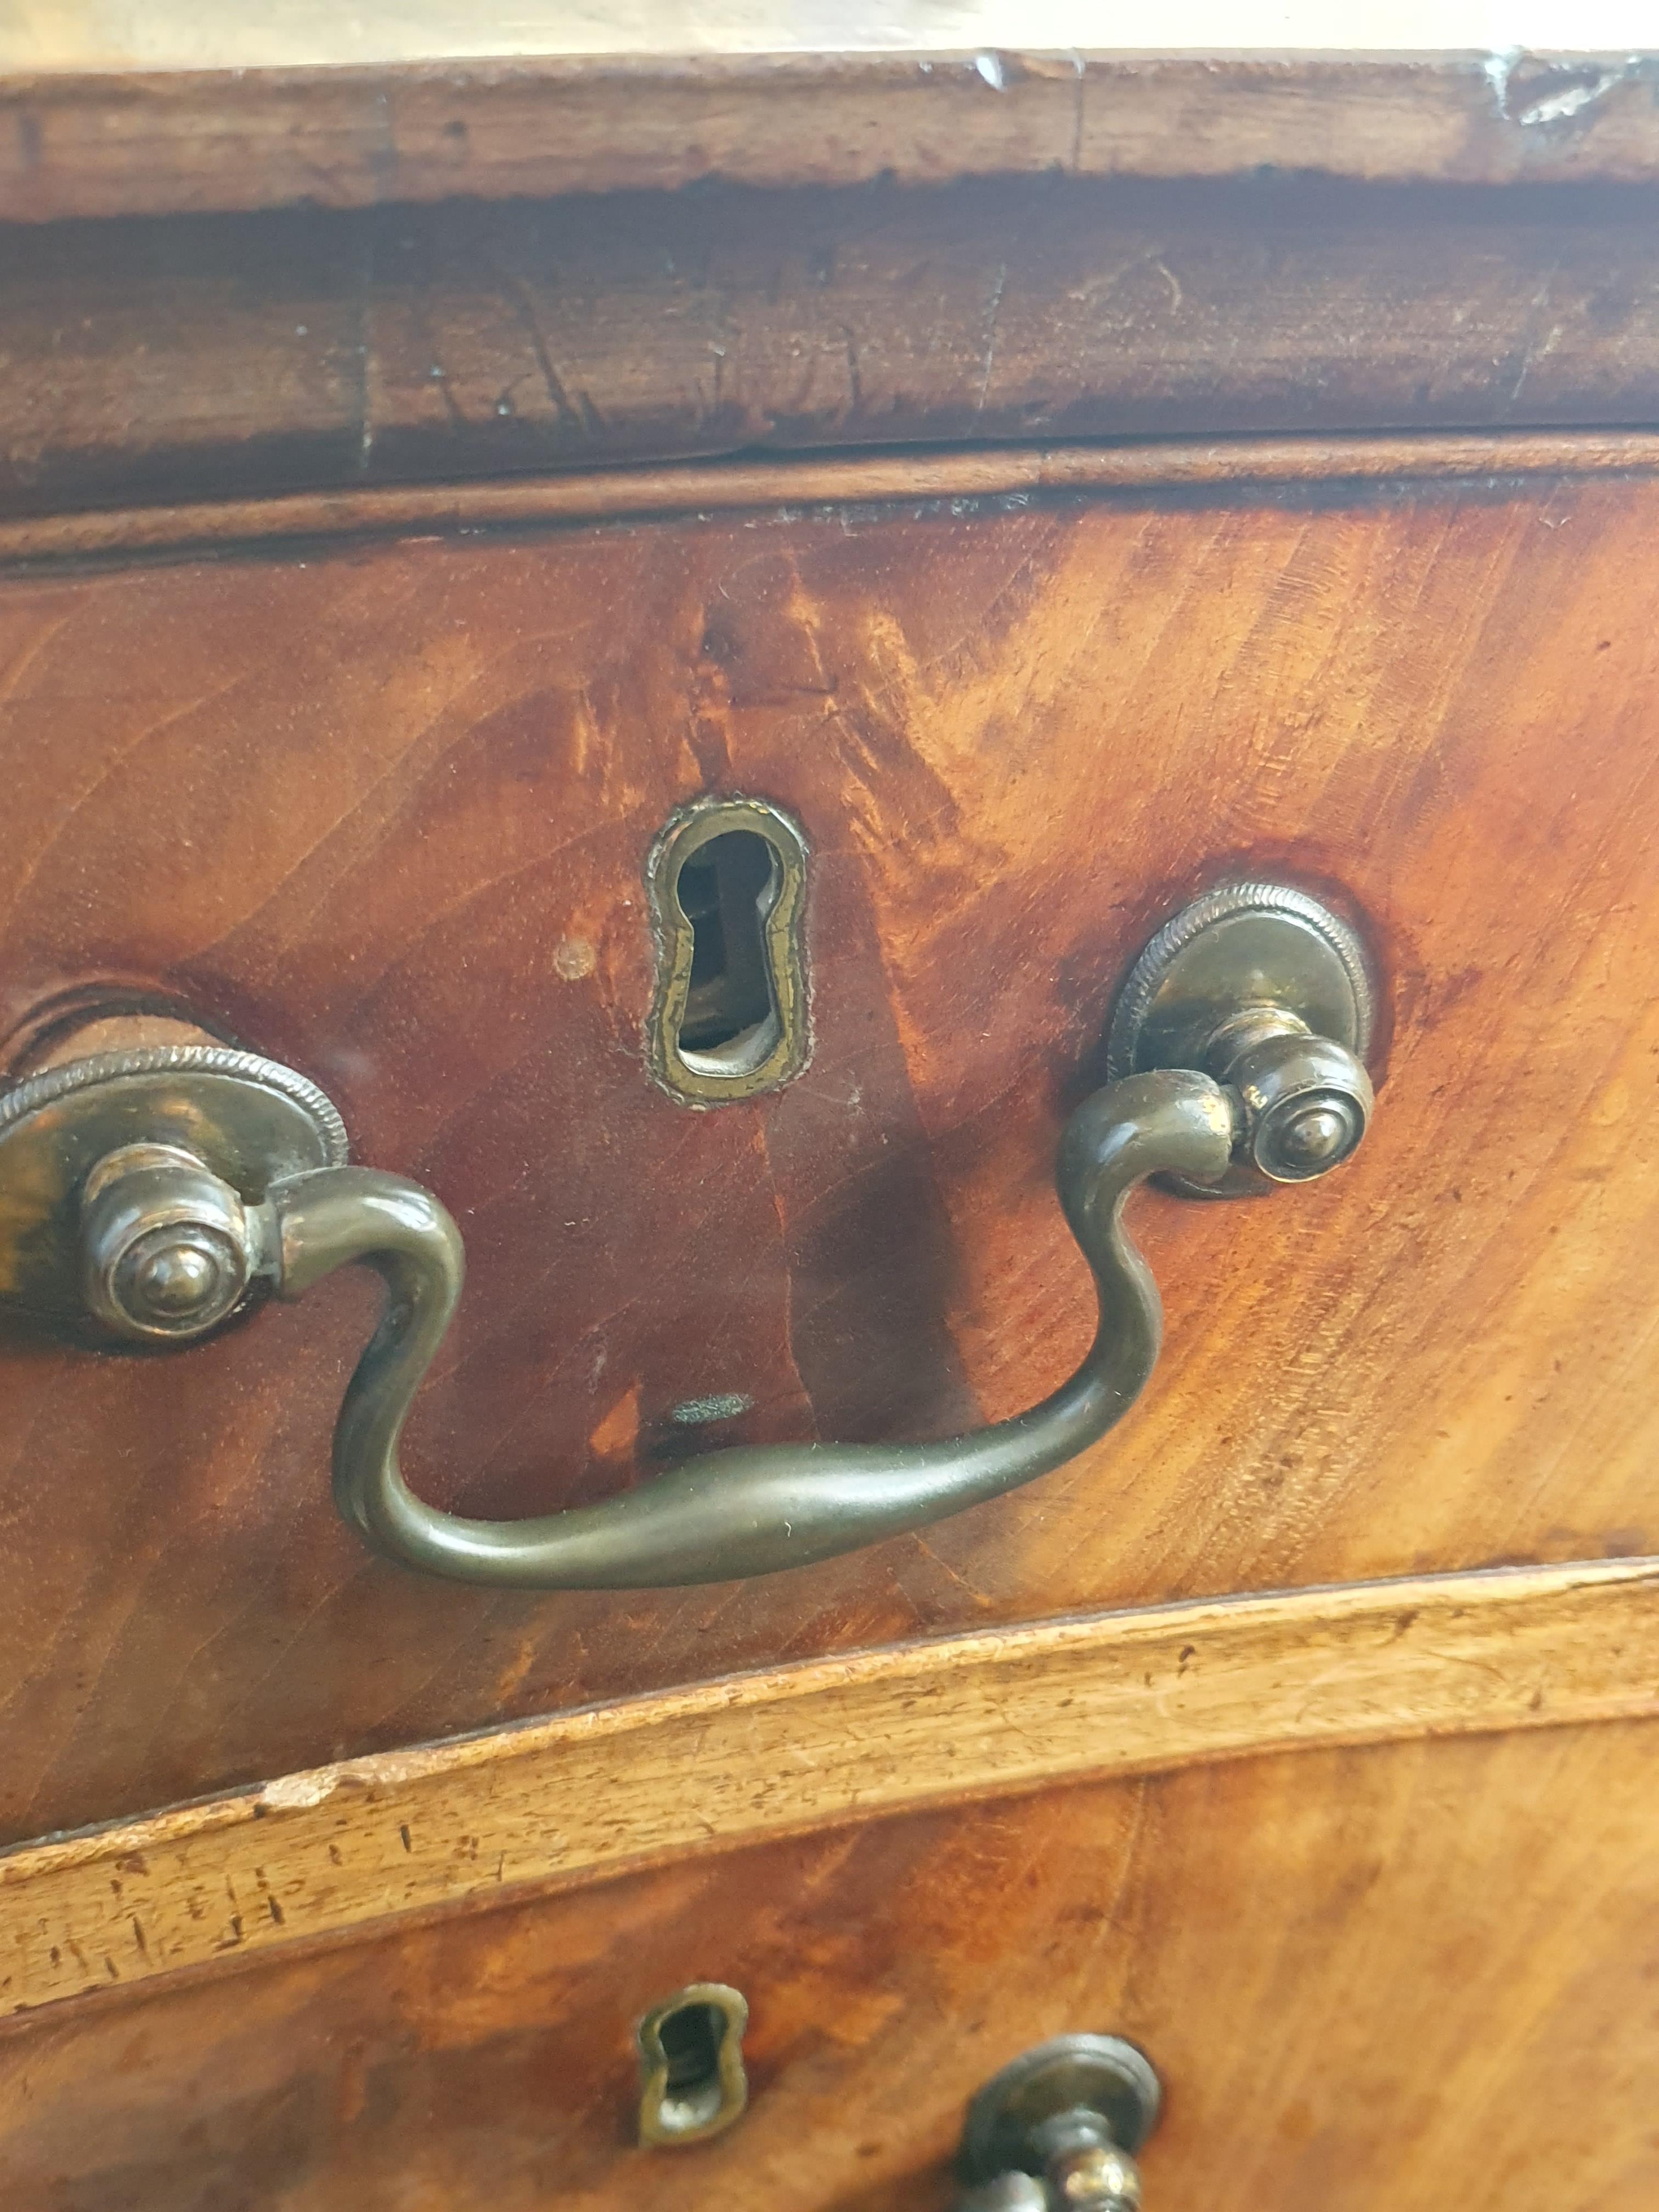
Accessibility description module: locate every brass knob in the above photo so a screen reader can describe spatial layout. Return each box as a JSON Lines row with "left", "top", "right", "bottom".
{"left": 80, "top": 1143, "right": 258, "bottom": 1342}
{"left": 1107, "top": 878, "right": 1375, "bottom": 1199}
{"left": 1046, "top": 2131, "right": 1142, "bottom": 2210}
{"left": 957, "top": 2035, "right": 1159, "bottom": 2211}
{"left": 1210, "top": 1014, "right": 1373, "bottom": 1185}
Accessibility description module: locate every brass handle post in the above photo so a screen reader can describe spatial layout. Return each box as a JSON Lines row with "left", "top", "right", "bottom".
{"left": 956, "top": 2034, "right": 1160, "bottom": 2211}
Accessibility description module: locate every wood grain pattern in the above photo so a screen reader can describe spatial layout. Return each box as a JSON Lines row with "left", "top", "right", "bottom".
{"left": 6, "top": 459, "right": 1659, "bottom": 1841}
{"left": 15, "top": 178, "right": 1659, "bottom": 516}
{"left": 3, "top": 1718, "right": 1656, "bottom": 2208}
{"left": 8, "top": 49, "right": 1659, "bottom": 224}
{"left": 3, "top": 1558, "right": 1655, "bottom": 2015}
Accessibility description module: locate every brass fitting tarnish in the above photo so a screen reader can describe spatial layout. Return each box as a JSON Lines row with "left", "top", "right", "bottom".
{"left": 957, "top": 2035, "right": 1160, "bottom": 2212}
{"left": 1107, "top": 878, "right": 1375, "bottom": 1198}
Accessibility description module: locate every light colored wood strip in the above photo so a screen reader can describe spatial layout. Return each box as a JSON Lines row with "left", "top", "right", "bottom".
{"left": 7, "top": 430, "right": 1659, "bottom": 569}
{"left": 2, "top": 1558, "right": 1657, "bottom": 2015}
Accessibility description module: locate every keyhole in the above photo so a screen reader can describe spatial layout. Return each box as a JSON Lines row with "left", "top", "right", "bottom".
{"left": 646, "top": 798, "right": 810, "bottom": 1105}
{"left": 661, "top": 2001, "right": 724, "bottom": 2102}
{"left": 674, "top": 831, "right": 779, "bottom": 1063}
{"left": 636, "top": 1982, "right": 750, "bottom": 2146}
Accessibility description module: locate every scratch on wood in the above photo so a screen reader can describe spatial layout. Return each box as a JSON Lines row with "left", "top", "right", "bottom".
{"left": 842, "top": 326, "right": 863, "bottom": 415}
{"left": 489, "top": 263, "right": 587, "bottom": 437}
{"left": 976, "top": 265, "right": 1008, "bottom": 411}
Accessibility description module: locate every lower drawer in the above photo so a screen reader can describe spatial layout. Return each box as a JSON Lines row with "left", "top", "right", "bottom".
{"left": 3, "top": 1712, "right": 1655, "bottom": 2211}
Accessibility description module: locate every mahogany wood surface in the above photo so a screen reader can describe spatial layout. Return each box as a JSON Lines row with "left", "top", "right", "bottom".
{"left": 7, "top": 1558, "right": 1654, "bottom": 2014}
{"left": 3, "top": 1717, "right": 1656, "bottom": 2209}
{"left": 3, "top": 452, "right": 1659, "bottom": 1843}
{"left": 7, "top": 45, "right": 1659, "bottom": 224}
{"left": 11, "top": 177, "right": 1659, "bottom": 516}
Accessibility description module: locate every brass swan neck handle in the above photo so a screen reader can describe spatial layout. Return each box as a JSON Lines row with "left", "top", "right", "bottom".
{"left": 268, "top": 1068, "right": 1231, "bottom": 1588}
{"left": 0, "top": 882, "right": 1375, "bottom": 1593}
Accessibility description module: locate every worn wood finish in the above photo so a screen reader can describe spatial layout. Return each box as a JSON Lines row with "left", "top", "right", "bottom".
{"left": 6, "top": 457, "right": 1659, "bottom": 1842}
{"left": 7, "top": 48, "right": 1659, "bottom": 225}
{"left": 14, "top": 178, "right": 1659, "bottom": 515}
{"left": 2, "top": 1718, "right": 1655, "bottom": 2208}
{"left": 3, "top": 1558, "right": 1655, "bottom": 2015}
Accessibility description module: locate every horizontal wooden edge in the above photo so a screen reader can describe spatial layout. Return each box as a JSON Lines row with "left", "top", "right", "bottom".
{"left": 6, "top": 430, "right": 1659, "bottom": 571}
{"left": 4, "top": 50, "right": 1659, "bottom": 224}
{"left": 3, "top": 1556, "right": 1657, "bottom": 2017}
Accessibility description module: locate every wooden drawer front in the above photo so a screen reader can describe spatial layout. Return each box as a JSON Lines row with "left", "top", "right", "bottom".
{"left": 3, "top": 1717, "right": 1656, "bottom": 2210}
{"left": 3, "top": 452, "right": 1659, "bottom": 1839}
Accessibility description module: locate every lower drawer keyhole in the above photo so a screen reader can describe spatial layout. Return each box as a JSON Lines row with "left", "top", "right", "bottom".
{"left": 636, "top": 1981, "right": 750, "bottom": 2147}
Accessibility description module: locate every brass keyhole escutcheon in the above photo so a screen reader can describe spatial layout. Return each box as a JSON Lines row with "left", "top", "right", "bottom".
{"left": 635, "top": 1982, "right": 750, "bottom": 2147}
{"left": 645, "top": 796, "right": 810, "bottom": 1104}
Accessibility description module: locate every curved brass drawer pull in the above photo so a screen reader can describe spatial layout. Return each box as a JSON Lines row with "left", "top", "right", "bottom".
{"left": 0, "top": 882, "right": 1373, "bottom": 1590}
{"left": 272, "top": 1065, "right": 1231, "bottom": 1585}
